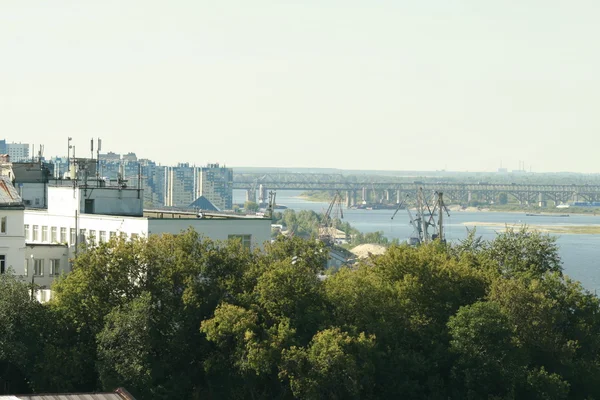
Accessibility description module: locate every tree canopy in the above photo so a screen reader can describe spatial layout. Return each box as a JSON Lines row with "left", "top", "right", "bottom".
{"left": 1, "top": 228, "right": 600, "bottom": 399}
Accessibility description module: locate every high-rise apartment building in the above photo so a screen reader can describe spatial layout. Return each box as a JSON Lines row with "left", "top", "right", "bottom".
{"left": 194, "top": 164, "right": 233, "bottom": 210}
{"left": 6, "top": 143, "right": 30, "bottom": 161}
{"left": 157, "top": 163, "right": 233, "bottom": 210}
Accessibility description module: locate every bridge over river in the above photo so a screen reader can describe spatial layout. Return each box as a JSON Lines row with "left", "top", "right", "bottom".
{"left": 233, "top": 172, "right": 600, "bottom": 207}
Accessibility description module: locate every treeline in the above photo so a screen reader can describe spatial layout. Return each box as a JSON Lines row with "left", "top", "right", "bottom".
{"left": 1, "top": 228, "right": 600, "bottom": 399}
{"left": 273, "top": 209, "right": 395, "bottom": 246}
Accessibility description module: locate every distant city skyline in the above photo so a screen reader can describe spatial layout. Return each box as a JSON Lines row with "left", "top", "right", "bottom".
{"left": 2, "top": 1, "right": 600, "bottom": 172}
{"left": 0, "top": 136, "right": 582, "bottom": 174}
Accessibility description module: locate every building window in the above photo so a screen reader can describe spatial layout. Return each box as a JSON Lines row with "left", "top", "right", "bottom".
{"left": 70, "top": 228, "right": 76, "bottom": 245}
{"left": 0, "top": 255, "right": 5, "bottom": 274}
{"left": 33, "top": 225, "right": 39, "bottom": 241}
{"left": 60, "top": 227, "right": 67, "bottom": 243}
{"left": 50, "top": 259, "right": 60, "bottom": 276}
{"left": 119, "top": 232, "right": 127, "bottom": 240}
{"left": 51, "top": 227, "right": 57, "bottom": 242}
{"left": 228, "top": 234, "right": 252, "bottom": 249}
{"left": 131, "top": 233, "right": 139, "bottom": 240}
{"left": 89, "top": 230, "right": 96, "bottom": 245}
{"left": 42, "top": 226, "right": 48, "bottom": 242}
{"left": 34, "top": 259, "right": 44, "bottom": 276}
{"left": 0, "top": 216, "right": 6, "bottom": 234}
{"left": 24, "top": 224, "right": 30, "bottom": 240}
{"left": 84, "top": 199, "right": 95, "bottom": 214}
{"left": 110, "top": 231, "right": 117, "bottom": 239}
{"left": 99, "top": 231, "right": 106, "bottom": 243}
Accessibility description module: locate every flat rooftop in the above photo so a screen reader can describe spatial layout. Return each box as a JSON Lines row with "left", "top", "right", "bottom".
{"left": 143, "top": 209, "right": 269, "bottom": 220}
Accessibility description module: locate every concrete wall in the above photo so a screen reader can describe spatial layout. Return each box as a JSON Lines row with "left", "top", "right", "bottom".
{"left": 47, "top": 186, "right": 144, "bottom": 217}
{"left": 148, "top": 218, "right": 271, "bottom": 249}
{"left": 79, "top": 187, "right": 143, "bottom": 217}
{"left": 47, "top": 186, "right": 80, "bottom": 216}
{"left": 0, "top": 208, "right": 25, "bottom": 275}
{"left": 17, "top": 182, "right": 46, "bottom": 208}
{"left": 24, "top": 244, "right": 69, "bottom": 289}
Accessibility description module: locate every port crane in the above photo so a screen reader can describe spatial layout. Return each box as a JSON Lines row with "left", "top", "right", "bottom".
{"left": 392, "top": 189, "right": 449, "bottom": 245}
{"left": 319, "top": 191, "right": 345, "bottom": 246}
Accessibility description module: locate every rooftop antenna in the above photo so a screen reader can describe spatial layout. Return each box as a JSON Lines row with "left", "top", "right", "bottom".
{"left": 67, "top": 137, "right": 73, "bottom": 175}
{"left": 96, "top": 138, "right": 101, "bottom": 181}
{"left": 90, "top": 138, "right": 94, "bottom": 160}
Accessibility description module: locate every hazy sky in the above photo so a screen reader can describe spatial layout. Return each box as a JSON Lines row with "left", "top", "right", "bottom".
{"left": 2, "top": 1, "right": 599, "bottom": 172}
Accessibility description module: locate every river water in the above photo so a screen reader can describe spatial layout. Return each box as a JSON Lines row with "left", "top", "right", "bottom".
{"left": 234, "top": 190, "right": 600, "bottom": 293}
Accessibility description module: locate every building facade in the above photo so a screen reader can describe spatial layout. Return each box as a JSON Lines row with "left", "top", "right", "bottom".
{"left": 0, "top": 176, "right": 26, "bottom": 275}
{"left": 23, "top": 184, "right": 270, "bottom": 290}
{"left": 6, "top": 143, "right": 30, "bottom": 162}
{"left": 194, "top": 164, "right": 233, "bottom": 210}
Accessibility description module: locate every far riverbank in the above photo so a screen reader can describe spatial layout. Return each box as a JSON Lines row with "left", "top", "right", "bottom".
{"left": 297, "top": 194, "right": 600, "bottom": 216}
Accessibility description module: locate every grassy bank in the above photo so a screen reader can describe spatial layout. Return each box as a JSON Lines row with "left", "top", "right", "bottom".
{"left": 463, "top": 221, "right": 600, "bottom": 234}
{"left": 298, "top": 190, "right": 336, "bottom": 202}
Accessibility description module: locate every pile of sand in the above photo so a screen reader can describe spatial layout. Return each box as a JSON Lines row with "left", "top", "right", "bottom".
{"left": 350, "top": 244, "right": 387, "bottom": 259}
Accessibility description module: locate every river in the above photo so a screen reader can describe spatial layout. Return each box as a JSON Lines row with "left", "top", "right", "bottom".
{"left": 234, "top": 190, "right": 600, "bottom": 293}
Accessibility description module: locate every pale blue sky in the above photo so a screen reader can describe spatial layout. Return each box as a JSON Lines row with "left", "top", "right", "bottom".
{"left": 1, "top": 1, "right": 599, "bottom": 172}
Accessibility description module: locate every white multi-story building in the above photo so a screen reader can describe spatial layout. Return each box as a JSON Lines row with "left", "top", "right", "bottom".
{"left": 0, "top": 176, "right": 26, "bottom": 275}
{"left": 23, "top": 182, "right": 271, "bottom": 292}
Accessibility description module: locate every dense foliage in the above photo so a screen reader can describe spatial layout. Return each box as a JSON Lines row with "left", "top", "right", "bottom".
{"left": 1, "top": 228, "right": 600, "bottom": 399}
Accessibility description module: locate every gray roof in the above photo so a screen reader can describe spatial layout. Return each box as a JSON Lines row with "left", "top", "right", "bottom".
{"left": 0, "top": 387, "right": 135, "bottom": 399}
{"left": 189, "top": 195, "right": 219, "bottom": 211}
{"left": 0, "top": 176, "right": 24, "bottom": 208}
{"left": 12, "top": 162, "right": 51, "bottom": 184}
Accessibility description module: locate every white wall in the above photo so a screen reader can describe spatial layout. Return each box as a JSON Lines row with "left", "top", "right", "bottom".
{"left": 47, "top": 186, "right": 80, "bottom": 216}
{"left": 0, "top": 208, "right": 26, "bottom": 275}
{"left": 16, "top": 182, "right": 46, "bottom": 208}
{"left": 47, "top": 186, "right": 143, "bottom": 217}
{"left": 80, "top": 187, "right": 143, "bottom": 216}
{"left": 25, "top": 210, "right": 149, "bottom": 248}
{"left": 24, "top": 244, "right": 69, "bottom": 288}
{"left": 148, "top": 218, "right": 271, "bottom": 249}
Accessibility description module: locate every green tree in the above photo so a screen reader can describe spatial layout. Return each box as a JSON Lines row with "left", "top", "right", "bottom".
{"left": 280, "top": 328, "right": 376, "bottom": 400}
{"left": 489, "top": 274, "right": 600, "bottom": 398}
{"left": 448, "top": 301, "right": 523, "bottom": 399}
{"left": 0, "top": 272, "right": 47, "bottom": 395}
{"left": 483, "top": 226, "right": 561, "bottom": 277}
{"left": 96, "top": 293, "right": 154, "bottom": 398}
{"left": 244, "top": 201, "right": 259, "bottom": 212}
{"left": 498, "top": 192, "right": 509, "bottom": 205}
